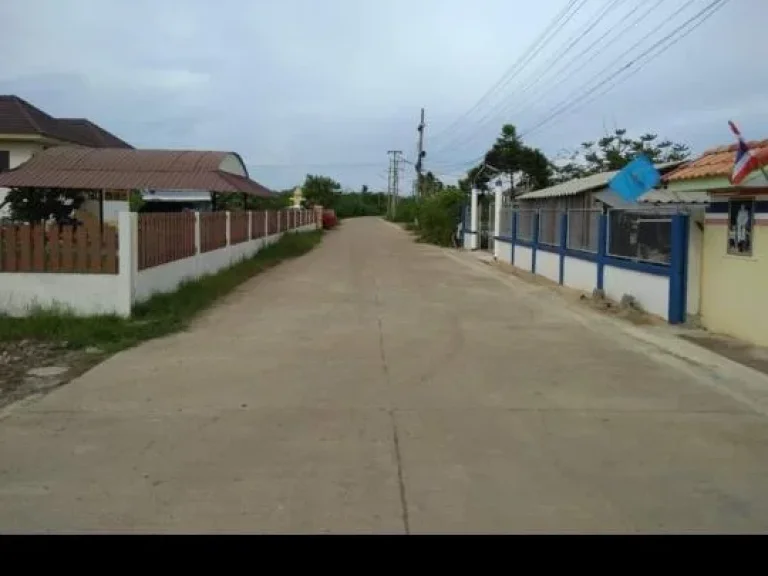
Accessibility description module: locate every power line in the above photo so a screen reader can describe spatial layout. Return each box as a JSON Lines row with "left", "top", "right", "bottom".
{"left": 434, "top": 0, "right": 626, "bottom": 155}
{"left": 387, "top": 150, "right": 403, "bottom": 218}
{"left": 444, "top": 0, "right": 656, "bottom": 153}
{"left": 563, "top": 0, "right": 730, "bottom": 121}
{"left": 429, "top": 0, "right": 587, "bottom": 148}
{"left": 520, "top": 0, "right": 729, "bottom": 138}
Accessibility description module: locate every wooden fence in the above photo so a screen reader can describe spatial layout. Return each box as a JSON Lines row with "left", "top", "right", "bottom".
{"left": 200, "top": 212, "right": 228, "bottom": 253}
{"left": 251, "top": 211, "right": 266, "bottom": 239}
{"left": 138, "top": 213, "right": 196, "bottom": 271}
{"left": 230, "top": 212, "right": 249, "bottom": 245}
{"left": 0, "top": 221, "right": 118, "bottom": 274}
{"left": 268, "top": 211, "right": 279, "bottom": 236}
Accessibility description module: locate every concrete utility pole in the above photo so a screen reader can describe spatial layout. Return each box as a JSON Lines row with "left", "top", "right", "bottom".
{"left": 387, "top": 150, "right": 402, "bottom": 218}
{"left": 415, "top": 108, "right": 426, "bottom": 197}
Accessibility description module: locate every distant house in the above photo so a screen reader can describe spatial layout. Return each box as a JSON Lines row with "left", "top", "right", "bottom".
{"left": 0, "top": 95, "right": 132, "bottom": 217}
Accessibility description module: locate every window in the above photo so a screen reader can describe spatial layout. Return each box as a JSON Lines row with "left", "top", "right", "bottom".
{"left": 0, "top": 150, "right": 9, "bottom": 172}
{"left": 727, "top": 197, "right": 754, "bottom": 256}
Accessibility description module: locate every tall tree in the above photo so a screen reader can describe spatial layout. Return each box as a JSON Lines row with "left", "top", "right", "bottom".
{"left": 554, "top": 128, "right": 690, "bottom": 183}
{"left": 460, "top": 124, "right": 552, "bottom": 193}
{"left": 302, "top": 174, "right": 342, "bottom": 207}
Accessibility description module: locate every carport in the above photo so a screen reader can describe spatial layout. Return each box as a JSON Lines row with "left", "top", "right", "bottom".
{"left": 0, "top": 146, "right": 272, "bottom": 230}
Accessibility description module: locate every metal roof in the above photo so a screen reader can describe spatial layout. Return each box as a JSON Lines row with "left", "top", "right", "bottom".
{"left": 638, "top": 188, "right": 710, "bottom": 204}
{"left": 0, "top": 146, "right": 272, "bottom": 196}
{"left": 516, "top": 161, "right": 684, "bottom": 201}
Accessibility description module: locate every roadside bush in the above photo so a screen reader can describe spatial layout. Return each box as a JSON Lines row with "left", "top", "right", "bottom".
{"left": 414, "top": 188, "right": 465, "bottom": 247}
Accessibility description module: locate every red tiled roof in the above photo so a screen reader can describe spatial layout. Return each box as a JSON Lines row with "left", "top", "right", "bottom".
{"left": 664, "top": 140, "right": 768, "bottom": 182}
{"left": 0, "top": 95, "right": 132, "bottom": 149}
{"left": 0, "top": 146, "right": 272, "bottom": 196}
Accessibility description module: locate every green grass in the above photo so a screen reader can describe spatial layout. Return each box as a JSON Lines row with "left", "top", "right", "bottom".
{"left": 0, "top": 230, "right": 323, "bottom": 352}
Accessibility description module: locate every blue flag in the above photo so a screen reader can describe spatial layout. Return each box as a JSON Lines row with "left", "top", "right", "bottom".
{"left": 608, "top": 155, "right": 661, "bottom": 202}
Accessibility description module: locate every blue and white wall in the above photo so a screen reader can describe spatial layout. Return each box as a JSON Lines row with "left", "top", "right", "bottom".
{"left": 492, "top": 210, "right": 690, "bottom": 324}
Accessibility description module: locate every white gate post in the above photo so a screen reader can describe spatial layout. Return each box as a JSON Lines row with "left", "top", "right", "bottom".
{"left": 494, "top": 186, "right": 503, "bottom": 259}
{"left": 470, "top": 188, "right": 480, "bottom": 250}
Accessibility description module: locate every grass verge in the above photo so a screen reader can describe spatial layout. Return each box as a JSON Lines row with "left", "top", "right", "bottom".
{"left": 0, "top": 230, "right": 323, "bottom": 352}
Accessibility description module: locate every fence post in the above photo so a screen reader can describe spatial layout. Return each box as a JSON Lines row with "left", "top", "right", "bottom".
{"left": 116, "top": 212, "right": 137, "bottom": 317}
{"left": 511, "top": 211, "right": 517, "bottom": 266}
{"left": 194, "top": 212, "right": 201, "bottom": 255}
{"left": 470, "top": 189, "right": 479, "bottom": 250}
{"left": 559, "top": 212, "right": 568, "bottom": 285}
{"left": 247, "top": 210, "right": 253, "bottom": 240}
{"left": 668, "top": 213, "right": 688, "bottom": 324}
{"left": 531, "top": 211, "right": 539, "bottom": 274}
{"left": 597, "top": 212, "right": 607, "bottom": 291}
{"left": 225, "top": 211, "right": 232, "bottom": 246}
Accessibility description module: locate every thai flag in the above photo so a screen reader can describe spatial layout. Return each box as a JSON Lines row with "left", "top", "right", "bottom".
{"left": 729, "top": 120, "right": 759, "bottom": 185}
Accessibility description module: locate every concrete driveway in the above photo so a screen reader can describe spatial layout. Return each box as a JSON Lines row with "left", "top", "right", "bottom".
{"left": 2, "top": 217, "right": 768, "bottom": 533}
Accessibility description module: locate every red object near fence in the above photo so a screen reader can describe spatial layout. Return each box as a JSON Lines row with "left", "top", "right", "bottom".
{"left": 229, "top": 211, "right": 249, "bottom": 245}
{"left": 138, "top": 212, "right": 195, "bottom": 270}
{"left": 200, "top": 212, "right": 227, "bottom": 253}
{"left": 322, "top": 210, "right": 338, "bottom": 230}
{"left": 0, "top": 220, "right": 118, "bottom": 274}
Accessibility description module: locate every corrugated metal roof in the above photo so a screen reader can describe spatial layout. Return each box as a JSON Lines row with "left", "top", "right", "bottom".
{"left": 0, "top": 146, "right": 272, "bottom": 196}
{"left": 516, "top": 161, "right": 684, "bottom": 201}
{"left": 638, "top": 188, "right": 710, "bottom": 204}
{"left": 516, "top": 170, "right": 617, "bottom": 200}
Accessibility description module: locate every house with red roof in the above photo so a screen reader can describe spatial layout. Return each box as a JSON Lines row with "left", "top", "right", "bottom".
{"left": 0, "top": 95, "right": 133, "bottom": 218}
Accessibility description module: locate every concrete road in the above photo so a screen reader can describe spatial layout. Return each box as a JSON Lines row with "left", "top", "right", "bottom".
{"left": 2, "top": 217, "right": 768, "bottom": 533}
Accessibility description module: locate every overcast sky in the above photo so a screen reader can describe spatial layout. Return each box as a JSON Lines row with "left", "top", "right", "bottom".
{"left": 0, "top": 0, "right": 764, "bottom": 192}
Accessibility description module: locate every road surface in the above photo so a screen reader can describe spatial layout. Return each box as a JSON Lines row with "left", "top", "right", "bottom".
{"left": 2, "top": 217, "right": 768, "bottom": 533}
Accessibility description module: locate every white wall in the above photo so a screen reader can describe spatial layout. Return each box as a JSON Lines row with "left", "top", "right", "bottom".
{"left": 463, "top": 232, "right": 477, "bottom": 250}
{"left": 536, "top": 250, "right": 560, "bottom": 283}
{"left": 0, "top": 212, "right": 318, "bottom": 317}
{"left": 687, "top": 209, "right": 705, "bottom": 315}
{"left": 496, "top": 240, "right": 512, "bottom": 263}
{"left": 603, "top": 266, "right": 669, "bottom": 319}
{"left": 0, "top": 141, "right": 44, "bottom": 217}
{"left": 516, "top": 245, "right": 533, "bottom": 272}
{"left": 563, "top": 256, "right": 598, "bottom": 293}
{"left": 0, "top": 273, "right": 122, "bottom": 316}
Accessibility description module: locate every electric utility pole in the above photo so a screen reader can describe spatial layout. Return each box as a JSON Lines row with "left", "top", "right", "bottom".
{"left": 387, "top": 150, "right": 402, "bottom": 218}
{"left": 415, "top": 108, "right": 426, "bottom": 197}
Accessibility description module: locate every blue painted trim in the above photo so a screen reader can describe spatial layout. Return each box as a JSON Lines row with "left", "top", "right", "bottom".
{"left": 516, "top": 238, "right": 536, "bottom": 248}
{"left": 596, "top": 214, "right": 607, "bottom": 290}
{"left": 531, "top": 213, "right": 539, "bottom": 274}
{"left": 565, "top": 248, "right": 599, "bottom": 263}
{"left": 494, "top": 236, "right": 515, "bottom": 242}
{"left": 559, "top": 213, "right": 567, "bottom": 285}
{"left": 536, "top": 243, "right": 559, "bottom": 254}
{"left": 667, "top": 213, "right": 688, "bottom": 324}
{"left": 604, "top": 256, "right": 670, "bottom": 277}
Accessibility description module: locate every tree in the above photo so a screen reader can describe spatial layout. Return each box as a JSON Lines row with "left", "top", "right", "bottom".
{"left": 302, "top": 174, "right": 342, "bottom": 208}
{"left": 418, "top": 171, "right": 444, "bottom": 197}
{"left": 1, "top": 187, "right": 85, "bottom": 223}
{"left": 460, "top": 124, "right": 552, "bottom": 193}
{"left": 554, "top": 128, "right": 690, "bottom": 182}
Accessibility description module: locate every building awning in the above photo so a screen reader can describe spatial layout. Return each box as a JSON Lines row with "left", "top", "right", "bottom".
{"left": 638, "top": 188, "right": 710, "bottom": 204}
{"left": 0, "top": 146, "right": 272, "bottom": 196}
